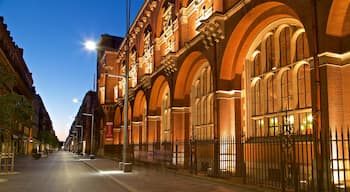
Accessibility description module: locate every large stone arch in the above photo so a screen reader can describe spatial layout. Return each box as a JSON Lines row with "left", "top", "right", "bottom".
{"left": 221, "top": 1, "right": 301, "bottom": 80}
{"left": 326, "top": 0, "right": 350, "bottom": 37}
{"left": 149, "top": 75, "right": 170, "bottom": 114}
{"left": 174, "top": 51, "right": 210, "bottom": 106}
{"left": 133, "top": 90, "right": 147, "bottom": 120}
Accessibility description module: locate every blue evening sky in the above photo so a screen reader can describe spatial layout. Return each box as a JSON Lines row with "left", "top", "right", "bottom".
{"left": 0, "top": 0, "right": 144, "bottom": 141}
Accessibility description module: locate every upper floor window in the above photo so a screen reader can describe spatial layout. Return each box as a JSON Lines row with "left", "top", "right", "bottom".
{"left": 161, "top": 1, "right": 175, "bottom": 55}
{"left": 195, "top": 2, "right": 213, "bottom": 28}
{"left": 99, "top": 87, "right": 105, "bottom": 104}
{"left": 143, "top": 27, "right": 153, "bottom": 74}
{"left": 130, "top": 51, "right": 138, "bottom": 87}
{"left": 114, "top": 85, "right": 118, "bottom": 102}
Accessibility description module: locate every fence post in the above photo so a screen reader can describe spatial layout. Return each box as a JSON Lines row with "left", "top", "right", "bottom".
{"left": 175, "top": 141, "right": 178, "bottom": 167}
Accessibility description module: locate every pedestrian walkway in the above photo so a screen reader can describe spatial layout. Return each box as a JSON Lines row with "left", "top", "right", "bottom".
{"left": 78, "top": 155, "right": 275, "bottom": 192}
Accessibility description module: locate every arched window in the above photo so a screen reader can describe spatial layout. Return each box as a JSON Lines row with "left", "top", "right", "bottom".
{"left": 253, "top": 80, "right": 263, "bottom": 115}
{"left": 298, "top": 64, "right": 311, "bottom": 108}
{"left": 295, "top": 32, "right": 310, "bottom": 61}
{"left": 267, "top": 75, "right": 277, "bottom": 113}
{"left": 161, "top": 1, "right": 175, "bottom": 55}
{"left": 281, "top": 70, "right": 292, "bottom": 111}
{"left": 279, "top": 27, "right": 291, "bottom": 67}
{"left": 191, "top": 65, "right": 213, "bottom": 140}
{"left": 247, "top": 23, "right": 312, "bottom": 137}
{"left": 143, "top": 26, "right": 153, "bottom": 74}
{"left": 251, "top": 52, "right": 261, "bottom": 77}
{"left": 114, "top": 85, "right": 118, "bottom": 102}
{"left": 265, "top": 35, "right": 275, "bottom": 71}
{"left": 161, "top": 89, "right": 171, "bottom": 143}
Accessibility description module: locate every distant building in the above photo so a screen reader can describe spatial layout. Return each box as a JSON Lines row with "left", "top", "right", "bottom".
{"left": 66, "top": 91, "right": 98, "bottom": 155}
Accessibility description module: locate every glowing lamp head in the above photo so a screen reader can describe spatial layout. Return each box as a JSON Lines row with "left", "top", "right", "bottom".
{"left": 84, "top": 40, "right": 97, "bottom": 51}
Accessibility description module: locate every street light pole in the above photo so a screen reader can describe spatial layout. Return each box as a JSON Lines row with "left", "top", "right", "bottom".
{"left": 75, "top": 125, "right": 83, "bottom": 155}
{"left": 82, "top": 113, "right": 94, "bottom": 159}
{"left": 121, "top": 0, "right": 131, "bottom": 172}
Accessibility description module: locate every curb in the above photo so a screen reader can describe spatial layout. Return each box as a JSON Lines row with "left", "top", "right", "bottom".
{"left": 81, "top": 159, "right": 138, "bottom": 192}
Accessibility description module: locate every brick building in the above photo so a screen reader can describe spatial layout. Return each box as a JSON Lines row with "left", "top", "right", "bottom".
{"left": 95, "top": 1, "right": 350, "bottom": 190}
{"left": 0, "top": 17, "right": 57, "bottom": 156}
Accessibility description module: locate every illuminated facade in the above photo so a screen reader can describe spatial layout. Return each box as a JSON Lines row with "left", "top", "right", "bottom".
{"left": 96, "top": 0, "right": 350, "bottom": 190}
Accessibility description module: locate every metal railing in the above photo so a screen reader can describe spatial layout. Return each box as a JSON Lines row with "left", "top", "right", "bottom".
{"left": 110, "top": 128, "right": 350, "bottom": 191}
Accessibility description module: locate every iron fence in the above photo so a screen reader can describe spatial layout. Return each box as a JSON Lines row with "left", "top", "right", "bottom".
{"left": 124, "top": 129, "right": 350, "bottom": 191}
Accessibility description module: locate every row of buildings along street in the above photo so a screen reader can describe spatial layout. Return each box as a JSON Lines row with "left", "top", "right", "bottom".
{"left": 0, "top": 16, "right": 59, "bottom": 168}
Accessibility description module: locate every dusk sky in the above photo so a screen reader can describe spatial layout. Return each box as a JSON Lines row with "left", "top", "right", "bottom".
{"left": 0, "top": 0, "right": 144, "bottom": 141}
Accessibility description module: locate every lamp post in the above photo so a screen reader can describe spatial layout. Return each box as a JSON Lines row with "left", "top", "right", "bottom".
{"left": 82, "top": 113, "right": 94, "bottom": 159}
{"left": 75, "top": 125, "right": 84, "bottom": 155}
{"left": 105, "top": 72, "right": 131, "bottom": 172}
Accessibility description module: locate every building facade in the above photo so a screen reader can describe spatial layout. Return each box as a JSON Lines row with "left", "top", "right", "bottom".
{"left": 66, "top": 91, "right": 98, "bottom": 155}
{"left": 0, "top": 17, "right": 57, "bottom": 156}
{"left": 96, "top": 0, "right": 350, "bottom": 191}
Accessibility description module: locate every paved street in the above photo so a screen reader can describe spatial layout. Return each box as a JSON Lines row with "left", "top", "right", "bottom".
{"left": 0, "top": 151, "right": 128, "bottom": 192}
{"left": 0, "top": 151, "right": 271, "bottom": 192}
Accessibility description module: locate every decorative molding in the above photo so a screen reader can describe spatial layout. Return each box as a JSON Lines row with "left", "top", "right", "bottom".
{"left": 198, "top": 20, "right": 225, "bottom": 49}
{"left": 140, "top": 74, "right": 152, "bottom": 90}
{"left": 161, "top": 52, "right": 177, "bottom": 75}
{"left": 318, "top": 51, "right": 350, "bottom": 66}
{"left": 147, "top": 115, "right": 161, "bottom": 121}
{"left": 101, "top": 103, "right": 117, "bottom": 113}
{"left": 132, "top": 121, "right": 142, "bottom": 125}
{"left": 171, "top": 107, "right": 191, "bottom": 113}
{"left": 216, "top": 90, "right": 242, "bottom": 99}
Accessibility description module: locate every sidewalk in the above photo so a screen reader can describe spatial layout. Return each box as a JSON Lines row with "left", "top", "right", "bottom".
{"left": 78, "top": 156, "right": 275, "bottom": 192}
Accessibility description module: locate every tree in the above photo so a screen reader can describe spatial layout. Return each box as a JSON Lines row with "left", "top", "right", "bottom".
{"left": 39, "top": 130, "right": 59, "bottom": 149}
{"left": 0, "top": 64, "right": 33, "bottom": 153}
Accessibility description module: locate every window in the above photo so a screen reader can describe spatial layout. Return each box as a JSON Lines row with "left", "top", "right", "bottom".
{"left": 99, "top": 87, "right": 105, "bottom": 104}
{"left": 161, "top": 89, "right": 171, "bottom": 142}
{"left": 255, "top": 119, "right": 264, "bottom": 137}
{"left": 251, "top": 51, "right": 261, "bottom": 77}
{"left": 268, "top": 117, "right": 278, "bottom": 136}
{"left": 265, "top": 35, "right": 275, "bottom": 72}
{"left": 143, "top": 28, "right": 153, "bottom": 74}
{"left": 267, "top": 75, "right": 277, "bottom": 113}
{"left": 162, "top": 1, "right": 175, "bottom": 55}
{"left": 298, "top": 64, "right": 311, "bottom": 108}
{"left": 298, "top": 112, "right": 312, "bottom": 135}
{"left": 279, "top": 27, "right": 291, "bottom": 67}
{"left": 253, "top": 80, "right": 263, "bottom": 115}
{"left": 247, "top": 23, "right": 312, "bottom": 137}
{"left": 295, "top": 32, "right": 310, "bottom": 61}
{"left": 114, "top": 85, "right": 118, "bottom": 102}
{"left": 191, "top": 65, "right": 213, "bottom": 140}
{"left": 281, "top": 70, "right": 292, "bottom": 111}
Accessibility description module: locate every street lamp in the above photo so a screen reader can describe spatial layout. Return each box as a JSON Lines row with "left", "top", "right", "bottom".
{"left": 82, "top": 113, "right": 95, "bottom": 159}
{"left": 84, "top": 40, "right": 97, "bottom": 51}
{"left": 104, "top": 72, "right": 131, "bottom": 172}
{"left": 75, "top": 125, "right": 84, "bottom": 155}
{"left": 71, "top": 130, "right": 78, "bottom": 153}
